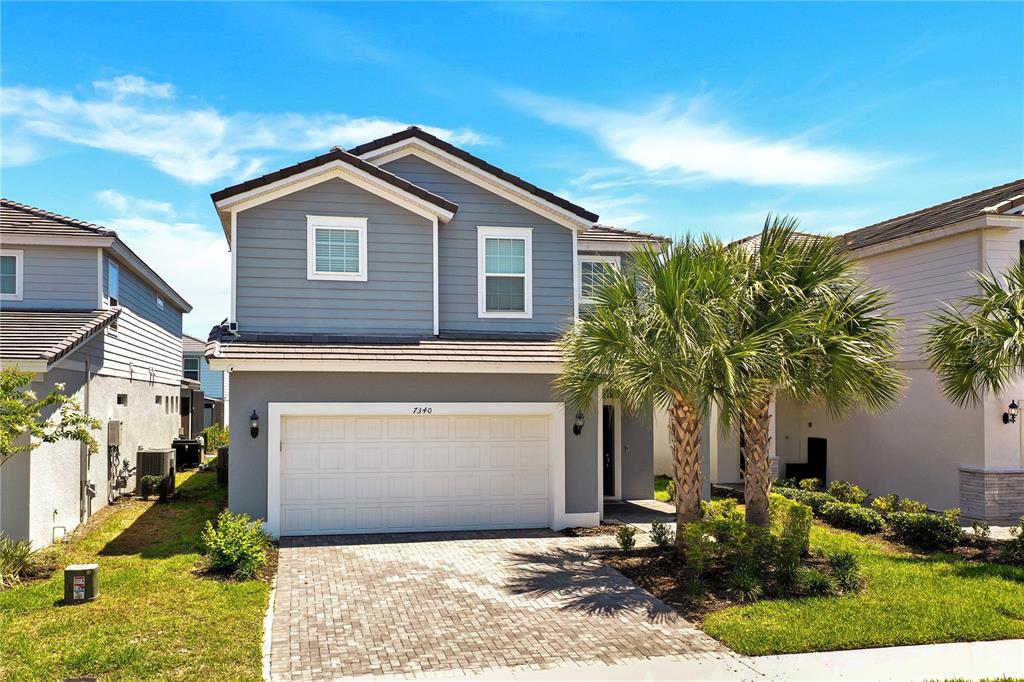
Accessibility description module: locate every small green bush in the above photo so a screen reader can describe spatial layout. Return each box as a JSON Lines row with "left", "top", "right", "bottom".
{"left": 773, "top": 478, "right": 799, "bottom": 489}
{"left": 680, "top": 523, "right": 716, "bottom": 577}
{"left": 649, "top": 519, "right": 674, "bottom": 548}
{"left": 899, "top": 498, "right": 929, "bottom": 514}
{"left": 826, "top": 550, "right": 863, "bottom": 593}
{"left": 886, "top": 509, "right": 962, "bottom": 550}
{"left": 775, "top": 487, "right": 834, "bottom": 516}
{"left": 971, "top": 521, "right": 991, "bottom": 540}
{"left": 140, "top": 474, "right": 166, "bottom": 501}
{"left": 665, "top": 478, "right": 675, "bottom": 502}
{"left": 826, "top": 480, "right": 870, "bottom": 505}
{"left": 798, "top": 478, "right": 822, "bottom": 491}
{"left": 201, "top": 510, "right": 269, "bottom": 579}
{"left": 769, "top": 493, "right": 812, "bottom": 559}
{"left": 1000, "top": 517, "right": 1024, "bottom": 565}
{"left": 871, "top": 493, "right": 899, "bottom": 514}
{"left": 0, "top": 534, "right": 36, "bottom": 589}
{"left": 727, "top": 566, "right": 764, "bottom": 602}
{"left": 615, "top": 524, "right": 637, "bottom": 551}
{"left": 202, "top": 423, "right": 229, "bottom": 453}
{"left": 796, "top": 567, "right": 837, "bottom": 597}
{"left": 820, "top": 501, "right": 886, "bottom": 534}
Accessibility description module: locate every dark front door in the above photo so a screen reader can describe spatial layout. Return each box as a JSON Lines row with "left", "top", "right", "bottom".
{"left": 807, "top": 437, "right": 828, "bottom": 481}
{"left": 603, "top": 405, "right": 615, "bottom": 495}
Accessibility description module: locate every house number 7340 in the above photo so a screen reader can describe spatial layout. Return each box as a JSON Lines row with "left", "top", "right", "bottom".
{"left": 411, "top": 407, "right": 433, "bottom": 414}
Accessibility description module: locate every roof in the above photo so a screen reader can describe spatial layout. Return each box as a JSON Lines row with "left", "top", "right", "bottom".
{"left": 844, "top": 178, "right": 1024, "bottom": 251}
{"left": 730, "top": 230, "right": 827, "bottom": 250}
{"left": 205, "top": 335, "right": 561, "bottom": 369}
{"left": 349, "top": 127, "right": 599, "bottom": 223}
{"left": 580, "top": 224, "right": 670, "bottom": 244}
{"left": 210, "top": 145, "right": 459, "bottom": 215}
{"left": 182, "top": 333, "right": 207, "bottom": 354}
{"left": 1, "top": 198, "right": 192, "bottom": 313}
{"left": 0, "top": 309, "right": 121, "bottom": 371}
{"left": 1, "top": 199, "right": 114, "bottom": 238}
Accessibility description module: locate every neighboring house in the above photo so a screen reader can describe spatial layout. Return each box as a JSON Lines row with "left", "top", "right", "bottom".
{"left": 697, "top": 180, "right": 1024, "bottom": 522}
{"left": 182, "top": 333, "right": 229, "bottom": 432}
{"left": 0, "top": 199, "right": 191, "bottom": 548}
{"left": 206, "top": 126, "right": 667, "bottom": 538}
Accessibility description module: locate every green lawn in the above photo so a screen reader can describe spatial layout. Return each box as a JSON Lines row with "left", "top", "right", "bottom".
{"left": 654, "top": 474, "right": 672, "bottom": 502}
{"left": 703, "top": 522, "right": 1024, "bottom": 655}
{"left": 0, "top": 469, "right": 270, "bottom": 682}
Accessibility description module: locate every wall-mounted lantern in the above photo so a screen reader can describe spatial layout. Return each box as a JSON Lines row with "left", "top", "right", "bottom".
{"left": 1003, "top": 400, "right": 1020, "bottom": 424}
{"left": 572, "top": 412, "right": 585, "bottom": 436}
{"left": 250, "top": 410, "right": 260, "bottom": 438}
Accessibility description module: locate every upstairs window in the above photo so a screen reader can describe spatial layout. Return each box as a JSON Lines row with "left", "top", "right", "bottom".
{"left": 578, "top": 255, "right": 620, "bottom": 305}
{"left": 306, "top": 215, "right": 367, "bottom": 282}
{"left": 0, "top": 250, "right": 23, "bottom": 301}
{"left": 183, "top": 356, "right": 200, "bottom": 381}
{"left": 108, "top": 261, "right": 120, "bottom": 306}
{"left": 478, "top": 227, "right": 532, "bottom": 318}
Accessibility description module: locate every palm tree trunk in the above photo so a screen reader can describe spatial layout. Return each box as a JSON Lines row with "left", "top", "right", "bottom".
{"left": 741, "top": 397, "right": 773, "bottom": 527}
{"left": 669, "top": 396, "right": 703, "bottom": 545}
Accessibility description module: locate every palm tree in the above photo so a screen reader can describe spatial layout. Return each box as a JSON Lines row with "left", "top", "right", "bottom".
{"left": 558, "top": 236, "right": 775, "bottom": 540}
{"left": 735, "top": 217, "right": 905, "bottom": 526}
{"left": 925, "top": 257, "right": 1024, "bottom": 406}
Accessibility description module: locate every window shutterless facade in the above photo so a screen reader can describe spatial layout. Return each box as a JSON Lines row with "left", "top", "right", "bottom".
{"left": 0, "top": 250, "right": 23, "bottom": 301}
{"left": 578, "top": 255, "right": 620, "bottom": 304}
{"left": 306, "top": 215, "right": 368, "bottom": 282}
{"left": 477, "top": 226, "right": 532, "bottom": 318}
{"left": 183, "top": 356, "right": 200, "bottom": 381}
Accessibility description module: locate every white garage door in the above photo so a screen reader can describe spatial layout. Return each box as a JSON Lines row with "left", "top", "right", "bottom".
{"left": 279, "top": 412, "right": 551, "bottom": 535}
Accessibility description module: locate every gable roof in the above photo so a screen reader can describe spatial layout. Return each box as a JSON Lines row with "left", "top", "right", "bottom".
{"left": 580, "top": 224, "right": 670, "bottom": 244}
{"left": 1, "top": 199, "right": 192, "bottom": 312}
{"left": 843, "top": 178, "right": 1024, "bottom": 251}
{"left": 0, "top": 308, "right": 121, "bottom": 372}
{"left": 349, "top": 127, "right": 599, "bottom": 224}
{"left": 182, "top": 333, "right": 207, "bottom": 354}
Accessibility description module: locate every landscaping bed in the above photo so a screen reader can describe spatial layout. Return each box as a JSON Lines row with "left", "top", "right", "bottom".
{"left": 0, "top": 468, "right": 272, "bottom": 682}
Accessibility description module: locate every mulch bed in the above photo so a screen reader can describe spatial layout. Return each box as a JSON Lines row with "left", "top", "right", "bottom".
{"left": 562, "top": 522, "right": 623, "bottom": 537}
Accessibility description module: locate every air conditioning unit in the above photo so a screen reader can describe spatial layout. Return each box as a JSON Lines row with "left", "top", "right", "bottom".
{"left": 107, "top": 420, "right": 122, "bottom": 447}
{"left": 135, "top": 448, "right": 176, "bottom": 497}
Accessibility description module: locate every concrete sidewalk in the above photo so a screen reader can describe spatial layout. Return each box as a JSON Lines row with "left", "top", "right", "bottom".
{"left": 342, "top": 638, "right": 1024, "bottom": 681}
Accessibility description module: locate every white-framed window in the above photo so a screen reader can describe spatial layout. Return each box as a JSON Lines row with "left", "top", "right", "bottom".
{"left": 477, "top": 226, "right": 533, "bottom": 318}
{"left": 108, "top": 261, "right": 120, "bottom": 306}
{"left": 578, "top": 255, "right": 621, "bottom": 305}
{"left": 183, "top": 356, "right": 200, "bottom": 381}
{"left": 306, "top": 215, "right": 368, "bottom": 282}
{"left": 156, "top": 296, "right": 164, "bottom": 310}
{"left": 0, "top": 250, "right": 24, "bottom": 301}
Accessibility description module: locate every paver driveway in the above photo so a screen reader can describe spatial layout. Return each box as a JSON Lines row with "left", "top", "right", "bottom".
{"left": 269, "top": 530, "right": 727, "bottom": 680}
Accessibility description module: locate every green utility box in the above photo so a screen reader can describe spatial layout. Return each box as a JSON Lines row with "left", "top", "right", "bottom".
{"left": 64, "top": 563, "right": 99, "bottom": 603}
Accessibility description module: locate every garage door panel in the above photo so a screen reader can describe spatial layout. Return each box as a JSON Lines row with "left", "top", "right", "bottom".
{"left": 280, "top": 413, "right": 552, "bottom": 536}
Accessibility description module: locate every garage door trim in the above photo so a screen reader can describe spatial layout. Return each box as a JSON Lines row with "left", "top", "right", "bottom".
{"left": 266, "top": 402, "right": 566, "bottom": 538}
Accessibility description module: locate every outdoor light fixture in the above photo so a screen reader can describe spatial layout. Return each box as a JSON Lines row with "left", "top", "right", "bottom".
{"left": 1003, "top": 400, "right": 1020, "bottom": 425}
{"left": 250, "top": 410, "right": 260, "bottom": 438}
{"left": 573, "top": 412, "right": 585, "bottom": 436}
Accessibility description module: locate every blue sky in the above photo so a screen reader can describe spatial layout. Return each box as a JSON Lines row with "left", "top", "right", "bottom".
{"left": 2, "top": 2, "right": 1021, "bottom": 335}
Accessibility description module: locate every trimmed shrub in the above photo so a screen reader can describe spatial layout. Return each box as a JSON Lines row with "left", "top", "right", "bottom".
{"left": 871, "top": 493, "right": 898, "bottom": 514}
{"left": 615, "top": 524, "right": 637, "bottom": 551}
{"left": 0, "top": 534, "right": 36, "bottom": 589}
{"left": 899, "top": 498, "right": 929, "bottom": 514}
{"left": 649, "top": 520, "right": 674, "bottom": 548}
{"left": 826, "top": 480, "right": 870, "bottom": 505}
{"left": 798, "top": 478, "right": 822, "bottom": 491}
{"left": 773, "top": 478, "right": 800, "bottom": 489}
{"left": 680, "top": 523, "right": 715, "bottom": 577}
{"left": 775, "top": 487, "right": 834, "bottom": 516}
{"left": 202, "top": 510, "right": 269, "bottom": 579}
{"left": 1000, "top": 517, "right": 1024, "bottom": 565}
{"left": 769, "top": 492, "right": 812, "bottom": 559}
{"left": 820, "top": 501, "right": 886, "bottom": 534}
{"left": 886, "top": 509, "right": 962, "bottom": 550}
{"left": 140, "top": 475, "right": 166, "bottom": 501}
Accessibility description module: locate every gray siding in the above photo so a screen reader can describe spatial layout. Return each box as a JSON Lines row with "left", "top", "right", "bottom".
{"left": 227, "top": 372, "right": 598, "bottom": 521}
{"left": 382, "top": 156, "right": 575, "bottom": 334}
{"left": 185, "top": 350, "right": 225, "bottom": 399}
{"left": 235, "top": 179, "right": 434, "bottom": 335}
{"left": 3, "top": 245, "right": 98, "bottom": 310}
{"left": 103, "top": 254, "right": 181, "bottom": 336}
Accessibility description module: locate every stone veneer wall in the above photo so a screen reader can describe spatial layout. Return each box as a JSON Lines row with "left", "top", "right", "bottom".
{"left": 960, "top": 467, "right": 1024, "bottom": 523}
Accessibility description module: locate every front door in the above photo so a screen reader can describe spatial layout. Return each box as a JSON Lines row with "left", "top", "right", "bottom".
{"left": 603, "top": 405, "right": 615, "bottom": 496}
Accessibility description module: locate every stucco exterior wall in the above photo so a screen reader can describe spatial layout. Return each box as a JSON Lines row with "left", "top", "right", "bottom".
{"left": 227, "top": 371, "right": 601, "bottom": 523}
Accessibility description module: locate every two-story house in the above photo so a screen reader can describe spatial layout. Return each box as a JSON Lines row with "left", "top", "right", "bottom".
{"left": 205, "top": 127, "right": 667, "bottom": 537}
{"left": 0, "top": 199, "right": 191, "bottom": 548}
{"left": 182, "top": 333, "right": 229, "bottom": 432}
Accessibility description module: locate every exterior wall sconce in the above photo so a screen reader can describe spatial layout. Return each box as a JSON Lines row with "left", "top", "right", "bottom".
{"left": 572, "top": 412, "right": 585, "bottom": 436}
{"left": 250, "top": 410, "right": 260, "bottom": 438}
{"left": 1003, "top": 400, "right": 1020, "bottom": 424}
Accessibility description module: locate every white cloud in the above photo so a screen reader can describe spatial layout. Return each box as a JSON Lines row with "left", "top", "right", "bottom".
{"left": 507, "top": 90, "right": 890, "bottom": 187}
{"left": 561, "top": 191, "right": 650, "bottom": 227}
{"left": 93, "top": 75, "right": 175, "bottom": 100}
{"left": 97, "top": 191, "right": 229, "bottom": 336}
{"left": 2, "top": 76, "right": 489, "bottom": 185}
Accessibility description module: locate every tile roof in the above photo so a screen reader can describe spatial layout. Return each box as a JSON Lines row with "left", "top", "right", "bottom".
{"left": 182, "top": 334, "right": 207, "bottom": 353}
{"left": 580, "top": 224, "right": 670, "bottom": 244}
{"left": 349, "top": 127, "right": 599, "bottom": 223}
{"left": 209, "top": 146, "right": 459, "bottom": 215}
{"left": 0, "top": 309, "right": 120, "bottom": 369}
{"left": 1, "top": 199, "right": 114, "bottom": 238}
{"left": 843, "top": 178, "right": 1024, "bottom": 250}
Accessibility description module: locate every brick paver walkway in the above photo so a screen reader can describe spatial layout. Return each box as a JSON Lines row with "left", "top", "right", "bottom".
{"left": 269, "top": 530, "right": 726, "bottom": 680}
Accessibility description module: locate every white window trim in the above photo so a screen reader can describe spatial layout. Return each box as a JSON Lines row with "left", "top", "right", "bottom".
{"left": 306, "top": 215, "right": 368, "bottom": 282}
{"left": 107, "top": 260, "right": 120, "bottom": 306}
{"left": 0, "top": 249, "right": 24, "bottom": 301}
{"left": 577, "top": 254, "right": 620, "bottom": 305}
{"left": 477, "top": 226, "right": 533, "bottom": 319}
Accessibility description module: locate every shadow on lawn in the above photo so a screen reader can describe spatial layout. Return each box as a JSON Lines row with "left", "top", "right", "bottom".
{"left": 504, "top": 546, "right": 680, "bottom": 624}
{"left": 98, "top": 470, "right": 225, "bottom": 560}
